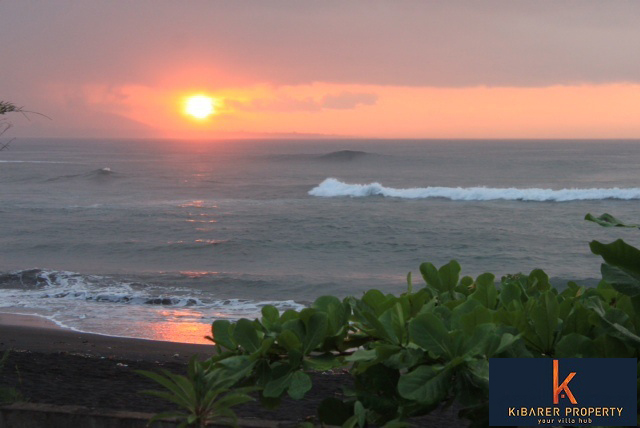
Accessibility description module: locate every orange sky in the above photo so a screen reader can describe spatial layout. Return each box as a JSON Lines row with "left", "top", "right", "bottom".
{"left": 38, "top": 81, "right": 640, "bottom": 139}
{"left": 2, "top": 2, "right": 640, "bottom": 139}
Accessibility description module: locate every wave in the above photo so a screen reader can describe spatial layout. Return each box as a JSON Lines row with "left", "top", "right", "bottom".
{"left": 309, "top": 178, "right": 640, "bottom": 201}
{"left": 0, "top": 269, "right": 304, "bottom": 313}
{"left": 46, "top": 168, "right": 117, "bottom": 182}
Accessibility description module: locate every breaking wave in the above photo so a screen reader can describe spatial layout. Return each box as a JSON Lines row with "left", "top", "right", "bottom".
{"left": 0, "top": 269, "right": 304, "bottom": 314}
{"left": 46, "top": 168, "right": 117, "bottom": 182}
{"left": 309, "top": 178, "right": 640, "bottom": 202}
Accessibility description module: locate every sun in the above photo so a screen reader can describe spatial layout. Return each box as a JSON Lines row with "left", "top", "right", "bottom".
{"left": 185, "top": 95, "right": 216, "bottom": 119}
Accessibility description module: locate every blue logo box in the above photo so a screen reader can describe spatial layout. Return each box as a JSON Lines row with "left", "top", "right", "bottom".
{"left": 489, "top": 358, "right": 636, "bottom": 426}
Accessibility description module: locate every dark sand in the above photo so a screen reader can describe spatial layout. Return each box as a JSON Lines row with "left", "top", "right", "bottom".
{"left": 0, "top": 313, "right": 467, "bottom": 427}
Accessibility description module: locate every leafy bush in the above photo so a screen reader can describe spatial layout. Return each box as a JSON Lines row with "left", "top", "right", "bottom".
{"left": 145, "top": 213, "right": 640, "bottom": 427}
{"left": 138, "top": 356, "right": 257, "bottom": 427}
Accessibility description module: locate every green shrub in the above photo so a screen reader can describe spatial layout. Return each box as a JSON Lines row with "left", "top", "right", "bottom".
{"left": 138, "top": 356, "right": 257, "bottom": 427}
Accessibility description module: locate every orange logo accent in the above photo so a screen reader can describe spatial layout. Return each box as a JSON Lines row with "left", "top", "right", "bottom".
{"left": 553, "top": 359, "right": 577, "bottom": 404}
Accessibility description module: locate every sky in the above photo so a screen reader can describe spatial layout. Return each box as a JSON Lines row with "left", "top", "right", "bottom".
{"left": 1, "top": 1, "right": 640, "bottom": 139}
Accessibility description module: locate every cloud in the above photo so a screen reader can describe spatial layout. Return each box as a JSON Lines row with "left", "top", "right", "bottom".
{"left": 227, "top": 91, "right": 378, "bottom": 113}
{"left": 321, "top": 92, "right": 378, "bottom": 110}
{"left": 227, "top": 96, "right": 321, "bottom": 113}
{"left": 2, "top": 1, "right": 640, "bottom": 90}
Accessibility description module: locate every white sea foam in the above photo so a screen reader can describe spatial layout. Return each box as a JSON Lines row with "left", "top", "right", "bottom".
{"left": 0, "top": 269, "right": 305, "bottom": 342}
{"left": 309, "top": 178, "right": 640, "bottom": 202}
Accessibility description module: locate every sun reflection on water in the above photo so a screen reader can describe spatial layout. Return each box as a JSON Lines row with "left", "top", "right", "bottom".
{"left": 148, "top": 309, "right": 213, "bottom": 344}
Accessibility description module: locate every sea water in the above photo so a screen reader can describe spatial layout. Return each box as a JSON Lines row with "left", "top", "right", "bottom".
{"left": 1, "top": 138, "right": 639, "bottom": 343}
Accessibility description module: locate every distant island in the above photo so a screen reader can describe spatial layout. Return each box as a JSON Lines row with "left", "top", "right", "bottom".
{"left": 316, "top": 150, "right": 371, "bottom": 161}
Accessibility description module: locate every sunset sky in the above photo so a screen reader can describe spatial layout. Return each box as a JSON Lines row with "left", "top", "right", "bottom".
{"left": 2, "top": 1, "right": 640, "bottom": 139}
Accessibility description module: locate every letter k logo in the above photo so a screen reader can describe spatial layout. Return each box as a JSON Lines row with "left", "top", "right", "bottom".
{"left": 553, "top": 359, "right": 577, "bottom": 404}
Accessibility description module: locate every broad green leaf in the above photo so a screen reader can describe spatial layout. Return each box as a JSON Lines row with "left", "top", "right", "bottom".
{"left": 607, "top": 322, "right": 640, "bottom": 347}
{"left": 288, "top": 371, "right": 312, "bottom": 399}
{"left": 560, "top": 281, "right": 583, "bottom": 299}
{"left": 530, "top": 291, "right": 559, "bottom": 353}
{"left": 450, "top": 298, "right": 482, "bottom": 328}
{"left": 471, "top": 273, "right": 497, "bottom": 308}
{"left": 438, "top": 260, "right": 461, "bottom": 293}
{"left": 420, "top": 262, "right": 442, "bottom": 291}
{"left": 361, "top": 289, "right": 386, "bottom": 310}
{"left": 312, "top": 295, "right": 342, "bottom": 311}
{"left": 233, "top": 318, "right": 262, "bottom": 353}
{"left": 263, "top": 369, "right": 293, "bottom": 398}
{"left": 527, "top": 269, "right": 551, "bottom": 293}
{"left": 345, "top": 348, "right": 377, "bottom": 363}
{"left": 378, "top": 303, "right": 406, "bottom": 345}
{"left": 303, "top": 355, "right": 343, "bottom": 371}
{"left": 312, "top": 295, "right": 349, "bottom": 337}
{"left": 280, "top": 309, "right": 300, "bottom": 323}
{"left": 561, "top": 303, "right": 593, "bottom": 337}
{"left": 585, "top": 213, "right": 640, "bottom": 228}
{"left": 408, "top": 288, "right": 433, "bottom": 317}
{"left": 592, "top": 334, "right": 634, "bottom": 358}
{"left": 277, "top": 329, "right": 302, "bottom": 352}
{"left": 409, "top": 313, "right": 450, "bottom": 357}
{"left": 490, "top": 332, "right": 521, "bottom": 356}
{"left": 342, "top": 414, "right": 359, "bottom": 428}
{"left": 459, "top": 323, "right": 496, "bottom": 356}
{"left": 384, "top": 348, "right": 423, "bottom": 370}
{"left": 499, "top": 281, "right": 522, "bottom": 307}
{"left": 397, "top": 364, "right": 450, "bottom": 404}
{"left": 281, "top": 318, "right": 305, "bottom": 342}
{"left": 353, "top": 401, "right": 366, "bottom": 428}
{"left": 456, "top": 275, "right": 474, "bottom": 296}
{"left": 302, "top": 312, "right": 329, "bottom": 354}
{"left": 215, "top": 355, "right": 255, "bottom": 377}
{"left": 590, "top": 239, "right": 640, "bottom": 296}
{"left": 601, "top": 263, "right": 640, "bottom": 297}
{"left": 362, "top": 311, "right": 393, "bottom": 342}
{"left": 211, "top": 320, "right": 236, "bottom": 349}
{"left": 555, "top": 333, "right": 592, "bottom": 358}
{"left": 451, "top": 299, "right": 492, "bottom": 338}
{"left": 465, "top": 359, "right": 489, "bottom": 387}
{"left": 433, "top": 305, "right": 453, "bottom": 327}
{"left": 261, "top": 305, "right": 280, "bottom": 328}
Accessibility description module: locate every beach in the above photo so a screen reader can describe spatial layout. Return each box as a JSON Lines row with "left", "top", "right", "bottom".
{"left": 0, "top": 313, "right": 468, "bottom": 427}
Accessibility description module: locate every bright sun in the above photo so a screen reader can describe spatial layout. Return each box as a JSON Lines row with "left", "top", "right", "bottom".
{"left": 185, "top": 95, "right": 215, "bottom": 119}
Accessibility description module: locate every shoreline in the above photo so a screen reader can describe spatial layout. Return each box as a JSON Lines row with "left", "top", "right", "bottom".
{"left": 0, "top": 312, "right": 468, "bottom": 426}
{"left": 0, "top": 312, "right": 215, "bottom": 362}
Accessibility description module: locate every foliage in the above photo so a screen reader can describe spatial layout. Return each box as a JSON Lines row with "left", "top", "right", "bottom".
{"left": 0, "top": 100, "right": 48, "bottom": 151}
{"left": 137, "top": 356, "right": 257, "bottom": 428}
{"left": 0, "top": 101, "right": 22, "bottom": 115}
{"left": 203, "top": 262, "right": 639, "bottom": 426}
{"left": 145, "top": 212, "right": 640, "bottom": 426}
{"left": 585, "top": 212, "right": 640, "bottom": 229}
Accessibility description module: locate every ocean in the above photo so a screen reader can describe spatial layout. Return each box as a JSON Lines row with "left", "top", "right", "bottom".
{"left": 1, "top": 138, "right": 639, "bottom": 343}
